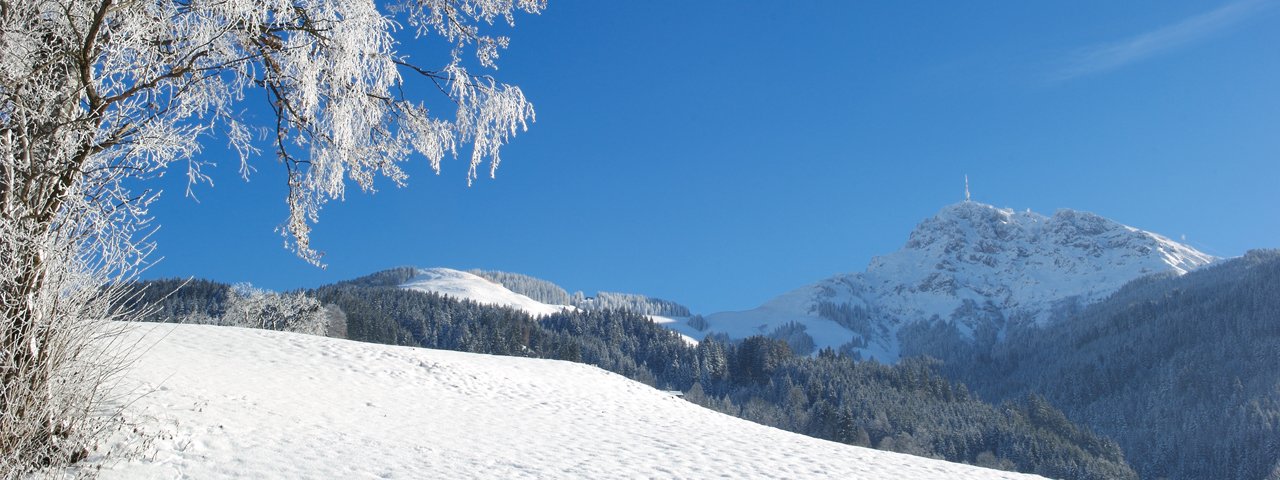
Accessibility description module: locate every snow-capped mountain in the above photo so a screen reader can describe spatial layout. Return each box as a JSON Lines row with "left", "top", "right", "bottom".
{"left": 705, "top": 202, "right": 1217, "bottom": 360}
{"left": 87, "top": 323, "right": 1042, "bottom": 479}
{"left": 401, "top": 267, "right": 571, "bottom": 317}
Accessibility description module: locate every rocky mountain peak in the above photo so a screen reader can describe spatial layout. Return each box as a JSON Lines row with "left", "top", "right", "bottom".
{"left": 706, "top": 202, "right": 1219, "bottom": 361}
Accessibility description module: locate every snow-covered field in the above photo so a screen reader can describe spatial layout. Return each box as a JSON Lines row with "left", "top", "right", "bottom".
{"left": 83, "top": 323, "right": 1041, "bottom": 479}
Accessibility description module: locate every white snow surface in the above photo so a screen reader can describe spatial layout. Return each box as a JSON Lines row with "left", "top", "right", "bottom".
{"left": 706, "top": 202, "right": 1218, "bottom": 360}
{"left": 85, "top": 323, "right": 1042, "bottom": 479}
{"left": 401, "top": 267, "right": 570, "bottom": 317}
{"left": 647, "top": 315, "right": 701, "bottom": 345}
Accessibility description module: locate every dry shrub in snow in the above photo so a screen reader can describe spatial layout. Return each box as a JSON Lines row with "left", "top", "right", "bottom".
{"left": 0, "top": 204, "right": 145, "bottom": 475}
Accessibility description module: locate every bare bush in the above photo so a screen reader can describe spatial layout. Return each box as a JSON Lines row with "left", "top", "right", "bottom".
{"left": 0, "top": 210, "right": 146, "bottom": 475}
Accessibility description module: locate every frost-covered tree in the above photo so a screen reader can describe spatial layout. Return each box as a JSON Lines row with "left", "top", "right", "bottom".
{"left": 468, "top": 270, "right": 571, "bottom": 305}
{"left": 1, "top": 0, "right": 542, "bottom": 472}
{"left": 574, "top": 291, "right": 691, "bottom": 317}
{"left": 219, "top": 283, "right": 329, "bottom": 336}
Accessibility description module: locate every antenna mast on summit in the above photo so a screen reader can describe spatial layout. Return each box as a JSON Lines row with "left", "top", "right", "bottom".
{"left": 964, "top": 175, "right": 971, "bottom": 202}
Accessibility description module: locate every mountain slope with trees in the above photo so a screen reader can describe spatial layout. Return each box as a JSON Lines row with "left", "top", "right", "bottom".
{"left": 118, "top": 268, "right": 1137, "bottom": 479}
{"left": 703, "top": 202, "right": 1216, "bottom": 360}
{"left": 928, "top": 250, "right": 1280, "bottom": 480}
{"left": 323, "top": 273, "right": 1138, "bottom": 480}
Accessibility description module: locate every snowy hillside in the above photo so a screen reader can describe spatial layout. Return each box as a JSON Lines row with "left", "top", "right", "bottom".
{"left": 401, "top": 267, "right": 571, "bottom": 317}
{"left": 400, "top": 268, "right": 700, "bottom": 344}
{"left": 84, "top": 324, "right": 1041, "bottom": 479}
{"left": 706, "top": 202, "right": 1217, "bottom": 360}
{"left": 646, "top": 314, "right": 704, "bottom": 345}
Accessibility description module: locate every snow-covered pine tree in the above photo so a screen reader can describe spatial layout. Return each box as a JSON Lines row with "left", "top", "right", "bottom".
{"left": 468, "top": 270, "right": 572, "bottom": 305}
{"left": 574, "top": 291, "right": 691, "bottom": 317}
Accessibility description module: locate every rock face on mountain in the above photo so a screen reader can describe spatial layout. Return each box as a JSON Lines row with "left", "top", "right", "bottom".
{"left": 704, "top": 202, "right": 1217, "bottom": 361}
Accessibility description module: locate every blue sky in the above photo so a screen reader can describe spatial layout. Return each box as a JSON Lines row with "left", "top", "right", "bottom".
{"left": 144, "top": 1, "right": 1280, "bottom": 313}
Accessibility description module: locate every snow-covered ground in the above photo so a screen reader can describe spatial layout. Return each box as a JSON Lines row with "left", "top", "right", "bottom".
{"left": 84, "top": 323, "right": 1041, "bottom": 479}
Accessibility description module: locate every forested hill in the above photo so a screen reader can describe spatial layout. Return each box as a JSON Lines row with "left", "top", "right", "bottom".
{"left": 466, "top": 268, "right": 693, "bottom": 317}
{"left": 117, "top": 268, "right": 1137, "bottom": 479}
{"left": 312, "top": 276, "right": 1135, "bottom": 479}
{"left": 934, "top": 250, "right": 1280, "bottom": 480}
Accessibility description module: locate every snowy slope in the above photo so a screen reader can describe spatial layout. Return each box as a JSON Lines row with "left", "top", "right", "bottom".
{"left": 401, "top": 267, "right": 570, "bottom": 317}
{"left": 706, "top": 202, "right": 1217, "bottom": 360}
{"left": 401, "top": 268, "right": 699, "bottom": 344}
{"left": 647, "top": 315, "right": 702, "bottom": 345}
{"left": 84, "top": 324, "right": 1042, "bottom": 479}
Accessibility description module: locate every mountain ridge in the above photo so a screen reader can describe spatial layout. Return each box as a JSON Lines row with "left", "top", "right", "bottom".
{"left": 704, "top": 201, "right": 1217, "bottom": 360}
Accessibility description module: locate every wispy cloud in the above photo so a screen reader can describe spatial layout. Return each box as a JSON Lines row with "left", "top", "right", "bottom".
{"left": 1052, "top": 0, "right": 1272, "bottom": 82}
